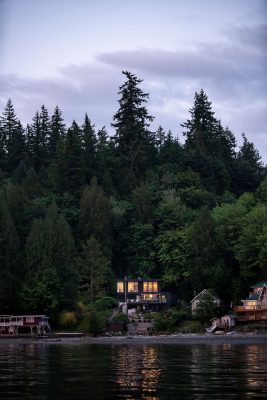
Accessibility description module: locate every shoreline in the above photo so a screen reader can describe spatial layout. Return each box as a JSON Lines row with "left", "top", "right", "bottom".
{"left": 0, "top": 332, "right": 267, "bottom": 345}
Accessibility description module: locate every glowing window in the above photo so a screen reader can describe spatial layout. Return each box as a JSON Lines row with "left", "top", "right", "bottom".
{"left": 143, "top": 282, "right": 158, "bottom": 292}
{"left": 117, "top": 282, "right": 124, "bottom": 293}
{"left": 128, "top": 282, "right": 138, "bottom": 292}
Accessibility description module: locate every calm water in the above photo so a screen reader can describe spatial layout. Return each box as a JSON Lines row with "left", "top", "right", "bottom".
{"left": 0, "top": 342, "right": 267, "bottom": 399}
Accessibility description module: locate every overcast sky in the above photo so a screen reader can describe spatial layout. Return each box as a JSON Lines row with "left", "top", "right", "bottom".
{"left": 0, "top": 0, "right": 266, "bottom": 160}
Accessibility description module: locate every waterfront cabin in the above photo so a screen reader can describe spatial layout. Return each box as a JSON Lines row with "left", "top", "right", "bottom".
{"left": 234, "top": 281, "right": 267, "bottom": 322}
{"left": 0, "top": 315, "right": 50, "bottom": 335}
{"left": 190, "top": 289, "right": 220, "bottom": 315}
{"left": 116, "top": 278, "right": 171, "bottom": 312}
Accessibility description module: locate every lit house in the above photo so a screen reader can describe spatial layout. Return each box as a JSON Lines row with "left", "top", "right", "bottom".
{"left": 116, "top": 278, "right": 171, "bottom": 312}
{"left": 234, "top": 281, "right": 267, "bottom": 322}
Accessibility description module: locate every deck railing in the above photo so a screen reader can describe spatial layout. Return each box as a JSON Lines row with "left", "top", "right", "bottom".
{"left": 127, "top": 299, "right": 167, "bottom": 304}
{"left": 236, "top": 315, "right": 267, "bottom": 321}
{"left": 234, "top": 306, "right": 267, "bottom": 312}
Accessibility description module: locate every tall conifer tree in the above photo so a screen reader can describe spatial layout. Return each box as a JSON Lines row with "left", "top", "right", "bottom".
{"left": 27, "top": 106, "right": 50, "bottom": 172}
{"left": 49, "top": 105, "right": 65, "bottom": 159}
{"left": 112, "top": 71, "right": 154, "bottom": 190}
{"left": 81, "top": 114, "right": 97, "bottom": 183}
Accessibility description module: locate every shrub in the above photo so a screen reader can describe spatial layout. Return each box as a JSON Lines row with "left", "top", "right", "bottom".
{"left": 77, "top": 310, "right": 110, "bottom": 335}
{"left": 94, "top": 296, "right": 117, "bottom": 311}
{"left": 59, "top": 311, "right": 77, "bottom": 328}
{"left": 75, "top": 301, "right": 90, "bottom": 314}
{"left": 178, "top": 320, "right": 203, "bottom": 333}
{"left": 112, "top": 312, "right": 129, "bottom": 323}
{"left": 152, "top": 313, "right": 170, "bottom": 332}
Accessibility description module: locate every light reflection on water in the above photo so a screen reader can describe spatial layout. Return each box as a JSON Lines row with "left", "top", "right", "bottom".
{"left": 0, "top": 342, "right": 267, "bottom": 399}
{"left": 113, "top": 345, "right": 161, "bottom": 399}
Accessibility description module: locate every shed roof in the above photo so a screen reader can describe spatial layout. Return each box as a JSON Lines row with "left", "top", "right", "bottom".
{"left": 190, "top": 289, "right": 219, "bottom": 303}
{"left": 245, "top": 294, "right": 260, "bottom": 301}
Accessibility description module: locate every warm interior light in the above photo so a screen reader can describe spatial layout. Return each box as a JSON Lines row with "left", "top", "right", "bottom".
{"left": 128, "top": 281, "right": 138, "bottom": 292}
{"left": 117, "top": 282, "right": 124, "bottom": 293}
{"left": 143, "top": 282, "right": 158, "bottom": 292}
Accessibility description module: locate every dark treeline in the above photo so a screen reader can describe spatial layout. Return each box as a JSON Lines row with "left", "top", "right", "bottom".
{"left": 0, "top": 71, "right": 266, "bottom": 316}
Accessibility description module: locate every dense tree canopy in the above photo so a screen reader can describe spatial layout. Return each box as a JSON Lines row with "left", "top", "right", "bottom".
{"left": 0, "top": 71, "right": 266, "bottom": 316}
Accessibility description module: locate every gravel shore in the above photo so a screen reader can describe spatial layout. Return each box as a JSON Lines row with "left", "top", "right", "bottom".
{"left": 1, "top": 332, "right": 267, "bottom": 345}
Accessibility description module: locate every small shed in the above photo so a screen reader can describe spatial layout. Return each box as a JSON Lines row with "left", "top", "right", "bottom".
{"left": 190, "top": 289, "right": 220, "bottom": 315}
{"left": 221, "top": 314, "right": 236, "bottom": 328}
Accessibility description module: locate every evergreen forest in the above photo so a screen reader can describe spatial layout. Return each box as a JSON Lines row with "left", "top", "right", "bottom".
{"left": 0, "top": 71, "right": 266, "bottom": 318}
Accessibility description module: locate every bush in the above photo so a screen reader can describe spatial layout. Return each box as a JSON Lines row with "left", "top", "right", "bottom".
{"left": 112, "top": 312, "right": 129, "bottom": 323}
{"left": 178, "top": 320, "right": 203, "bottom": 333}
{"left": 77, "top": 310, "right": 110, "bottom": 335}
{"left": 152, "top": 313, "right": 170, "bottom": 333}
{"left": 167, "top": 308, "right": 190, "bottom": 328}
{"left": 94, "top": 296, "right": 117, "bottom": 311}
{"left": 151, "top": 307, "right": 191, "bottom": 333}
{"left": 75, "top": 301, "right": 90, "bottom": 314}
{"left": 59, "top": 311, "right": 77, "bottom": 328}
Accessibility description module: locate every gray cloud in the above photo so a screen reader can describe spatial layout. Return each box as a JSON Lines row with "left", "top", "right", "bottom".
{"left": 0, "top": 22, "right": 266, "bottom": 161}
{"left": 97, "top": 23, "right": 267, "bottom": 98}
{"left": 95, "top": 22, "right": 267, "bottom": 155}
{"left": 0, "top": 64, "right": 121, "bottom": 129}
{"left": 221, "top": 22, "right": 267, "bottom": 50}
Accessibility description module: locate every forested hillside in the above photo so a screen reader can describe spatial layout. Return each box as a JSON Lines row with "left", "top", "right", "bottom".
{"left": 0, "top": 71, "right": 266, "bottom": 316}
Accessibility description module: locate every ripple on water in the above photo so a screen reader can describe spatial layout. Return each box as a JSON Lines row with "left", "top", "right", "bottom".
{"left": 0, "top": 343, "right": 267, "bottom": 399}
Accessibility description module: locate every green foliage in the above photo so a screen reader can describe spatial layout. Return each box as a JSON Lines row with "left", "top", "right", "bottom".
{"left": 81, "top": 114, "right": 97, "bottom": 184}
{"left": 77, "top": 310, "right": 109, "bottom": 335}
{"left": 80, "top": 235, "right": 112, "bottom": 304}
{"left": 156, "top": 227, "right": 191, "bottom": 284}
{"left": 49, "top": 106, "right": 65, "bottom": 158}
{"left": 0, "top": 75, "right": 266, "bottom": 319}
{"left": 233, "top": 133, "right": 264, "bottom": 195}
{"left": 94, "top": 296, "right": 117, "bottom": 311}
{"left": 0, "top": 193, "right": 21, "bottom": 312}
{"left": 152, "top": 313, "right": 170, "bottom": 332}
{"left": 112, "top": 312, "right": 129, "bottom": 323}
{"left": 152, "top": 307, "right": 190, "bottom": 333}
{"left": 23, "top": 203, "right": 78, "bottom": 315}
{"left": 195, "top": 291, "right": 220, "bottom": 323}
{"left": 112, "top": 71, "right": 154, "bottom": 190}
{"left": 234, "top": 203, "right": 267, "bottom": 282}
{"left": 79, "top": 177, "right": 112, "bottom": 251}
{"left": 177, "top": 320, "right": 203, "bottom": 333}
{"left": 127, "top": 223, "right": 156, "bottom": 277}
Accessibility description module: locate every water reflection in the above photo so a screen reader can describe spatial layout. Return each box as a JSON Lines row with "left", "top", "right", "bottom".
{"left": 113, "top": 345, "right": 161, "bottom": 399}
{"left": 1, "top": 342, "right": 267, "bottom": 399}
{"left": 187, "top": 343, "right": 267, "bottom": 399}
{"left": 243, "top": 345, "right": 267, "bottom": 395}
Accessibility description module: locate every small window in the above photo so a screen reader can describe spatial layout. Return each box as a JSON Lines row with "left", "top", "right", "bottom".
{"left": 117, "top": 282, "right": 124, "bottom": 293}
{"left": 26, "top": 317, "right": 35, "bottom": 323}
{"left": 128, "top": 282, "right": 138, "bottom": 292}
{"left": 143, "top": 282, "right": 158, "bottom": 292}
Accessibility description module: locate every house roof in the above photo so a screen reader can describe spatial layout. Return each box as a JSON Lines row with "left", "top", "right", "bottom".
{"left": 245, "top": 294, "right": 260, "bottom": 301}
{"left": 251, "top": 281, "right": 267, "bottom": 288}
{"left": 190, "top": 289, "right": 219, "bottom": 303}
{"left": 116, "top": 278, "right": 160, "bottom": 282}
{"left": 221, "top": 314, "right": 236, "bottom": 319}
